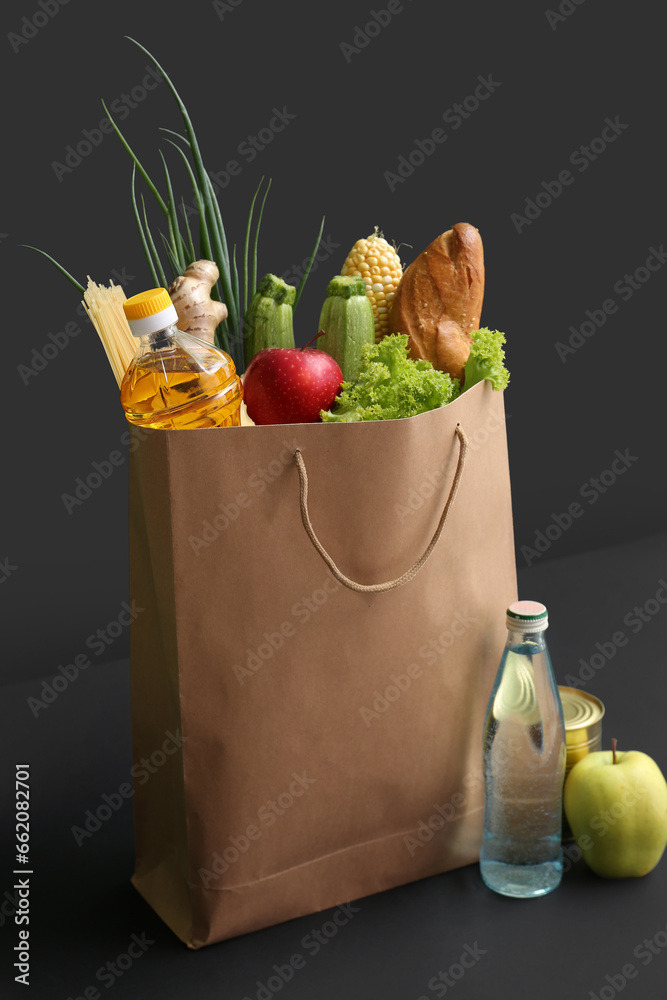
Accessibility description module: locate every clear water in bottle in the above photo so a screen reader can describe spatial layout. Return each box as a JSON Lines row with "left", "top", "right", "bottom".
{"left": 480, "top": 602, "right": 566, "bottom": 898}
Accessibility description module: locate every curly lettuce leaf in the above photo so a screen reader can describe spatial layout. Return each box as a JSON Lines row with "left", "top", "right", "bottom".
{"left": 321, "top": 334, "right": 459, "bottom": 422}
{"left": 463, "top": 328, "right": 510, "bottom": 392}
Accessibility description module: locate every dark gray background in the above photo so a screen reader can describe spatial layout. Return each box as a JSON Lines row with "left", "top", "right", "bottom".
{"left": 1, "top": 0, "right": 664, "bottom": 682}
{"left": 1, "top": 1, "right": 666, "bottom": 997}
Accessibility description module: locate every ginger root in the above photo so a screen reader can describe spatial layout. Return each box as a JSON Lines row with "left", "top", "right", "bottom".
{"left": 169, "top": 259, "right": 227, "bottom": 344}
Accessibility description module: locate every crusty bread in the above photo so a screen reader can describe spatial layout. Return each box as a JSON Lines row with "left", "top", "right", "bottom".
{"left": 388, "top": 223, "right": 485, "bottom": 382}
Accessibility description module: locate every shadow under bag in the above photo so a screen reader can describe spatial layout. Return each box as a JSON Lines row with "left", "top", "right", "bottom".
{"left": 128, "top": 379, "right": 517, "bottom": 948}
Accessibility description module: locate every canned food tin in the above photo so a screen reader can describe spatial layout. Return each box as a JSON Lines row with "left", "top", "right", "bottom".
{"left": 558, "top": 686, "right": 605, "bottom": 841}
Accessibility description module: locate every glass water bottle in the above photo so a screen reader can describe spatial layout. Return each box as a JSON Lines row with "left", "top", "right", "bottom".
{"left": 480, "top": 601, "right": 566, "bottom": 898}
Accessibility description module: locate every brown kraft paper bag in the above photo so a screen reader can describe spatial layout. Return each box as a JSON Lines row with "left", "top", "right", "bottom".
{"left": 127, "top": 378, "right": 517, "bottom": 948}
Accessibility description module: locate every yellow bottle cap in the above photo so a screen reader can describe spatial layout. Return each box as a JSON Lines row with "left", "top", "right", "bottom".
{"left": 123, "top": 287, "right": 174, "bottom": 321}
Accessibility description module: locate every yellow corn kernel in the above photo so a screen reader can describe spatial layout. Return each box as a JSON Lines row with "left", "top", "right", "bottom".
{"left": 340, "top": 229, "right": 403, "bottom": 342}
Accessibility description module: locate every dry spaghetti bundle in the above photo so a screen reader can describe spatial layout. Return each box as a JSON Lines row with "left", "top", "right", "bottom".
{"left": 82, "top": 278, "right": 135, "bottom": 387}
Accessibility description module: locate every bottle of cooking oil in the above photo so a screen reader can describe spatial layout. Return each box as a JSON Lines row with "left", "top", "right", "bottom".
{"left": 480, "top": 601, "right": 566, "bottom": 898}
{"left": 120, "top": 287, "right": 242, "bottom": 429}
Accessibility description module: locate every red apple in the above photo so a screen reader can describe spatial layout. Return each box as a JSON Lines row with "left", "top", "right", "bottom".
{"left": 243, "top": 342, "right": 343, "bottom": 425}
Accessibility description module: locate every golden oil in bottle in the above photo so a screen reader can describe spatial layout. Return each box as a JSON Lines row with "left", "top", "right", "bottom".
{"left": 120, "top": 287, "right": 242, "bottom": 430}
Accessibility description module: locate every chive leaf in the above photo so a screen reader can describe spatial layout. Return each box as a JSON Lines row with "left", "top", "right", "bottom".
{"left": 294, "top": 215, "right": 325, "bottom": 308}
{"left": 141, "top": 194, "right": 168, "bottom": 289}
{"left": 130, "top": 165, "right": 159, "bottom": 287}
{"left": 251, "top": 177, "right": 272, "bottom": 300}
{"left": 125, "top": 37, "right": 240, "bottom": 349}
{"left": 20, "top": 246, "right": 85, "bottom": 294}
{"left": 243, "top": 176, "right": 263, "bottom": 315}
{"left": 101, "top": 99, "right": 168, "bottom": 218}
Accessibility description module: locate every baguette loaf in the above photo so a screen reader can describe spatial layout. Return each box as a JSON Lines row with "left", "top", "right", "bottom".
{"left": 388, "top": 223, "right": 485, "bottom": 382}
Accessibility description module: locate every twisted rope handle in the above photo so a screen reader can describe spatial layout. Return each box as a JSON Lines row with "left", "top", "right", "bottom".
{"left": 293, "top": 423, "right": 468, "bottom": 593}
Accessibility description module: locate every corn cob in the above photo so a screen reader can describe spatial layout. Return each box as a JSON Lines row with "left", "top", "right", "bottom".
{"left": 340, "top": 228, "right": 403, "bottom": 343}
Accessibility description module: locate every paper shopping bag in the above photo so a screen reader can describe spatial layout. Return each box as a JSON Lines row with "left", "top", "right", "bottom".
{"left": 127, "top": 378, "right": 517, "bottom": 947}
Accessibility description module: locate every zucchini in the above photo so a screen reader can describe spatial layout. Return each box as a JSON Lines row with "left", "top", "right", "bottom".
{"left": 317, "top": 275, "right": 375, "bottom": 382}
{"left": 243, "top": 273, "right": 296, "bottom": 367}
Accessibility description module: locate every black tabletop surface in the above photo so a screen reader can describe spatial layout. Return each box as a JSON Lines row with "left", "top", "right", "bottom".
{"left": 3, "top": 531, "right": 667, "bottom": 1000}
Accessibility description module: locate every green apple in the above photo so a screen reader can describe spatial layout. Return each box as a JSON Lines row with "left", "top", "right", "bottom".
{"left": 564, "top": 739, "right": 667, "bottom": 878}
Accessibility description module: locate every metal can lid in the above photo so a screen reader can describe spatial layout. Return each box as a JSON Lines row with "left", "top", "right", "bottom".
{"left": 558, "top": 686, "right": 605, "bottom": 730}
{"left": 506, "top": 600, "right": 548, "bottom": 631}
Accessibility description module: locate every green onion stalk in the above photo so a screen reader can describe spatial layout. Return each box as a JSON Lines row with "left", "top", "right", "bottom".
{"left": 23, "top": 37, "right": 324, "bottom": 373}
